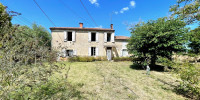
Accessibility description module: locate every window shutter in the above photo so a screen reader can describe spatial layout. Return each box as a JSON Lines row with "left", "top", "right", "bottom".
{"left": 96, "top": 47, "right": 99, "bottom": 56}
{"left": 88, "top": 32, "right": 91, "bottom": 42}
{"left": 120, "top": 49, "right": 123, "bottom": 57}
{"left": 96, "top": 32, "right": 99, "bottom": 42}
{"left": 88, "top": 47, "right": 91, "bottom": 56}
{"left": 111, "top": 33, "right": 114, "bottom": 42}
{"left": 104, "top": 32, "right": 107, "bottom": 42}
{"left": 72, "top": 31, "right": 76, "bottom": 42}
{"left": 73, "top": 50, "right": 77, "bottom": 56}
{"left": 62, "top": 48, "right": 66, "bottom": 57}
{"left": 64, "top": 31, "right": 67, "bottom": 41}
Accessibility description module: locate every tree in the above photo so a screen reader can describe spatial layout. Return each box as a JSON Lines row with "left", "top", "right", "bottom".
{"left": 127, "top": 17, "right": 188, "bottom": 68}
{"left": 188, "top": 27, "right": 200, "bottom": 53}
{"left": 15, "top": 24, "right": 51, "bottom": 47}
{"left": 170, "top": 0, "right": 200, "bottom": 24}
{"left": 0, "top": 3, "right": 12, "bottom": 39}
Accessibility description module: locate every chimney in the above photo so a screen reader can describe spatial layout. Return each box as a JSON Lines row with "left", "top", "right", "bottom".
{"left": 79, "top": 23, "right": 83, "bottom": 28}
{"left": 110, "top": 24, "right": 113, "bottom": 29}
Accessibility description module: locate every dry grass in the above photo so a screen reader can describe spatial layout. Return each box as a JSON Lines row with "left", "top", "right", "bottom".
{"left": 57, "top": 61, "right": 186, "bottom": 100}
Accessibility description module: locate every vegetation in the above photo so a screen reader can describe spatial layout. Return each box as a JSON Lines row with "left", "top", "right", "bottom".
{"left": 68, "top": 56, "right": 107, "bottom": 62}
{"left": 113, "top": 57, "right": 132, "bottom": 62}
{"left": 1, "top": 61, "right": 187, "bottom": 99}
{"left": 127, "top": 17, "right": 188, "bottom": 68}
{"left": 172, "top": 63, "right": 200, "bottom": 99}
{"left": 188, "top": 27, "right": 200, "bottom": 54}
{"left": 0, "top": 1, "right": 200, "bottom": 99}
{"left": 170, "top": 0, "right": 200, "bottom": 24}
{"left": 0, "top": 3, "right": 76, "bottom": 99}
{"left": 0, "top": 63, "right": 82, "bottom": 99}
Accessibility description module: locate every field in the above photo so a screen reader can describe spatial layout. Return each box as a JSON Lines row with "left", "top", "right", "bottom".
{"left": 1, "top": 61, "right": 188, "bottom": 100}
{"left": 58, "top": 61, "right": 186, "bottom": 100}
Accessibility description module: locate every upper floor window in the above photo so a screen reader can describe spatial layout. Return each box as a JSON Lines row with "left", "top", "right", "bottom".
{"left": 64, "top": 31, "right": 76, "bottom": 42}
{"left": 104, "top": 32, "right": 114, "bottom": 42}
{"left": 67, "top": 32, "right": 72, "bottom": 41}
{"left": 91, "top": 32, "right": 96, "bottom": 42}
{"left": 89, "top": 32, "right": 98, "bottom": 42}
{"left": 107, "top": 33, "right": 111, "bottom": 42}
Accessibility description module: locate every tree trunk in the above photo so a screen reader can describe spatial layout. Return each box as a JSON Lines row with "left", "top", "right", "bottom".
{"left": 150, "top": 55, "right": 156, "bottom": 69}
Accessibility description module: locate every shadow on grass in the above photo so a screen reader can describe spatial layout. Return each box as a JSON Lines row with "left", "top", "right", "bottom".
{"left": 130, "top": 63, "right": 166, "bottom": 72}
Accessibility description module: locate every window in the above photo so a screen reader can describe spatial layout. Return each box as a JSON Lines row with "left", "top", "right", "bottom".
{"left": 91, "top": 47, "right": 96, "bottom": 56}
{"left": 66, "top": 50, "right": 73, "bottom": 57}
{"left": 122, "top": 49, "right": 128, "bottom": 57}
{"left": 91, "top": 33, "right": 96, "bottom": 41}
{"left": 67, "top": 32, "right": 72, "bottom": 41}
{"left": 107, "top": 33, "right": 111, "bottom": 42}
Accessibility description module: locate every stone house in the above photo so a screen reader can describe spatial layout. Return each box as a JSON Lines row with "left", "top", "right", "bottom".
{"left": 50, "top": 23, "right": 129, "bottom": 60}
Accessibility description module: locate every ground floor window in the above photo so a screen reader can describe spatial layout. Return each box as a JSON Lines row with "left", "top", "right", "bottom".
{"left": 66, "top": 50, "right": 73, "bottom": 57}
{"left": 91, "top": 47, "right": 96, "bottom": 56}
{"left": 122, "top": 49, "right": 128, "bottom": 57}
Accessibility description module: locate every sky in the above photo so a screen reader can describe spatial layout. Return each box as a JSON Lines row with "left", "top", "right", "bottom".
{"left": 0, "top": 0, "right": 192, "bottom": 36}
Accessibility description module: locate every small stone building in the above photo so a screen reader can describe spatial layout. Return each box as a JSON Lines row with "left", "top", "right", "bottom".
{"left": 50, "top": 23, "right": 130, "bottom": 60}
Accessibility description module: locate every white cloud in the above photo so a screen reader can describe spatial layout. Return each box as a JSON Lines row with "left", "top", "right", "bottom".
{"left": 113, "top": 1, "right": 136, "bottom": 15}
{"left": 89, "top": 0, "right": 99, "bottom": 6}
{"left": 130, "top": 1, "right": 136, "bottom": 7}
{"left": 95, "top": 25, "right": 103, "bottom": 28}
{"left": 120, "top": 7, "right": 129, "bottom": 13}
{"left": 114, "top": 11, "right": 118, "bottom": 15}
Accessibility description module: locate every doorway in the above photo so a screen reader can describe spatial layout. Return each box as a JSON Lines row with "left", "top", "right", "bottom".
{"left": 107, "top": 47, "right": 112, "bottom": 61}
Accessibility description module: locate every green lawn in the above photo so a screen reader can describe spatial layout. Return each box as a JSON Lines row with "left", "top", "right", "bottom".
{"left": 57, "top": 61, "right": 186, "bottom": 100}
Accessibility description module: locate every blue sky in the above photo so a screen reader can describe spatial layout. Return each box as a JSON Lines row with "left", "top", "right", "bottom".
{"left": 0, "top": 0, "right": 189, "bottom": 36}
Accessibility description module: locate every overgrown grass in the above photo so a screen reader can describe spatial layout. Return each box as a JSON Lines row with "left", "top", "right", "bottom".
{"left": 0, "top": 61, "right": 189, "bottom": 99}
{"left": 61, "top": 61, "right": 186, "bottom": 100}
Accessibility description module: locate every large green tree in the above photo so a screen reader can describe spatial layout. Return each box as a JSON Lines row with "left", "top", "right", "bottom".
{"left": 170, "top": 0, "right": 200, "bottom": 24}
{"left": 188, "top": 27, "right": 200, "bottom": 53}
{"left": 127, "top": 17, "right": 188, "bottom": 68}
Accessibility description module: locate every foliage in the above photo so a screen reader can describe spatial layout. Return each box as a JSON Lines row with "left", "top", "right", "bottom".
{"left": 188, "top": 27, "right": 200, "bottom": 54}
{"left": 170, "top": 0, "right": 200, "bottom": 24}
{"left": 156, "top": 56, "right": 175, "bottom": 71}
{"left": 127, "top": 17, "right": 188, "bottom": 68}
{"left": 0, "top": 3, "right": 12, "bottom": 38}
{"left": 68, "top": 56, "right": 107, "bottom": 62}
{"left": 0, "top": 63, "right": 82, "bottom": 99}
{"left": 113, "top": 57, "right": 132, "bottom": 62}
{"left": 0, "top": 4, "right": 67, "bottom": 100}
{"left": 172, "top": 63, "right": 200, "bottom": 99}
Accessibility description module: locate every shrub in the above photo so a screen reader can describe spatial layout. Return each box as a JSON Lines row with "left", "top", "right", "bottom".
{"left": 113, "top": 57, "right": 132, "bottom": 62}
{"left": 156, "top": 57, "right": 174, "bottom": 70}
{"left": 172, "top": 63, "right": 200, "bottom": 99}
{"left": 68, "top": 56, "right": 107, "bottom": 62}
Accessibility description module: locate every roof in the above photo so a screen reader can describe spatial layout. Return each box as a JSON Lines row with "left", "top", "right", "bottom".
{"left": 115, "top": 36, "right": 130, "bottom": 40}
{"left": 50, "top": 27, "right": 115, "bottom": 32}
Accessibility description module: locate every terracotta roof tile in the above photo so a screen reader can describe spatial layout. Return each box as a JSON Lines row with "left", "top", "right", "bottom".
{"left": 115, "top": 36, "right": 130, "bottom": 40}
{"left": 50, "top": 27, "right": 115, "bottom": 32}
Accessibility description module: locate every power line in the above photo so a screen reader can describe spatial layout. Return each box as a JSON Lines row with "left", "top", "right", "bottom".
{"left": 33, "top": 0, "right": 56, "bottom": 27}
{"left": 58, "top": 0, "right": 92, "bottom": 26}
{"left": 79, "top": 0, "right": 98, "bottom": 27}
{"left": 32, "top": 0, "right": 66, "bottom": 45}
{"left": 6, "top": 7, "right": 32, "bottom": 26}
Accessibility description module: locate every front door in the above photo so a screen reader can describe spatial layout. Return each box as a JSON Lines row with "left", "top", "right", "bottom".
{"left": 107, "top": 48, "right": 112, "bottom": 61}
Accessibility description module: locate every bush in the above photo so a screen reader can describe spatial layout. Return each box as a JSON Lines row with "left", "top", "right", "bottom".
{"left": 172, "top": 63, "right": 200, "bottom": 99}
{"left": 156, "top": 57, "right": 174, "bottom": 70}
{"left": 113, "top": 57, "right": 132, "bottom": 62}
{"left": 0, "top": 63, "right": 82, "bottom": 100}
{"left": 68, "top": 56, "right": 107, "bottom": 62}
